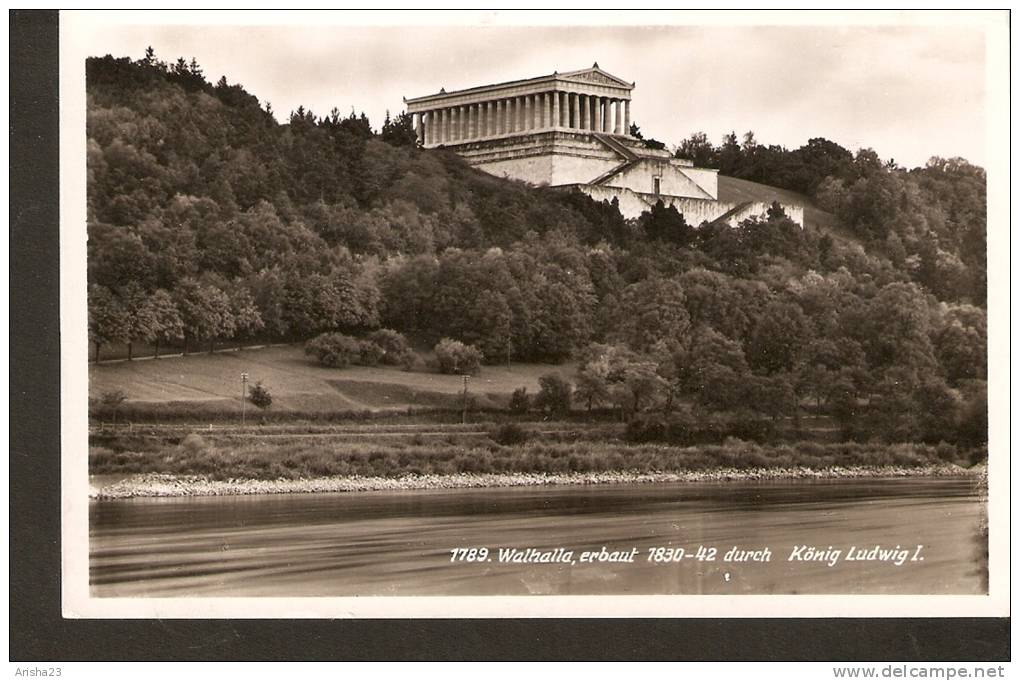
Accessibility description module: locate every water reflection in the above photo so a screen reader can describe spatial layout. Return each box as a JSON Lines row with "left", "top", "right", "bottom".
{"left": 90, "top": 477, "right": 985, "bottom": 597}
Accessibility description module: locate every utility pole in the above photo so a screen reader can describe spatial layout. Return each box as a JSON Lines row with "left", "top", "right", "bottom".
{"left": 462, "top": 374, "right": 470, "bottom": 424}
{"left": 241, "top": 372, "right": 249, "bottom": 426}
{"left": 506, "top": 312, "right": 512, "bottom": 371}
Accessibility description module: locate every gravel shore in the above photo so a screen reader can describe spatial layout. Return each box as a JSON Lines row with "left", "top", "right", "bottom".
{"left": 90, "top": 464, "right": 978, "bottom": 499}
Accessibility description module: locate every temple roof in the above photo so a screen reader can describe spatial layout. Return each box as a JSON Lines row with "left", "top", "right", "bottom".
{"left": 405, "top": 65, "right": 634, "bottom": 106}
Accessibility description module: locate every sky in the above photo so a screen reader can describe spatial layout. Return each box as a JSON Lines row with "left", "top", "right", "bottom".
{"left": 72, "top": 12, "right": 991, "bottom": 168}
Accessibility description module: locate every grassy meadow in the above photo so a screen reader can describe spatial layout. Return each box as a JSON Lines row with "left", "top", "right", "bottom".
{"left": 90, "top": 344, "right": 576, "bottom": 416}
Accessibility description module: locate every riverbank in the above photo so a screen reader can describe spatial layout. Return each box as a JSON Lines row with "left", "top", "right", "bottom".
{"left": 90, "top": 435, "right": 985, "bottom": 480}
{"left": 91, "top": 463, "right": 981, "bottom": 499}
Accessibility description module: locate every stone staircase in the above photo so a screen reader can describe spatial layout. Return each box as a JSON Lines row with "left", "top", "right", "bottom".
{"left": 707, "top": 201, "right": 754, "bottom": 226}
{"left": 590, "top": 133, "right": 640, "bottom": 185}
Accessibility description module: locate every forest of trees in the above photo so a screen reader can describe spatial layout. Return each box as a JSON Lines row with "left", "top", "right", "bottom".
{"left": 87, "top": 51, "right": 988, "bottom": 444}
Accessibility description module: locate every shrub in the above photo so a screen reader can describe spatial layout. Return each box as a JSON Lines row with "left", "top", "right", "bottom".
{"left": 305, "top": 332, "right": 361, "bottom": 368}
{"left": 98, "top": 389, "right": 128, "bottom": 422}
{"left": 434, "top": 338, "right": 482, "bottom": 375}
{"left": 248, "top": 381, "right": 272, "bottom": 409}
{"left": 180, "top": 433, "right": 208, "bottom": 454}
{"left": 491, "top": 422, "right": 530, "bottom": 446}
{"left": 357, "top": 340, "right": 385, "bottom": 367}
{"left": 100, "top": 389, "right": 127, "bottom": 409}
{"left": 624, "top": 413, "right": 778, "bottom": 445}
{"left": 534, "top": 373, "right": 572, "bottom": 415}
{"left": 367, "top": 329, "right": 411, "bottom": 365}
{"left": 509, "top": 387, "right": 530, "bottom": 414}
{"left": 399, "top": 350, "right": 421, "bottom": 372}
{"left": 625, "top": 416, "right": 666, "bottom": 443}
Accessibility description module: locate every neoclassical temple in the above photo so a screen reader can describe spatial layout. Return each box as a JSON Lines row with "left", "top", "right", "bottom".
{"left": 406, "top": 64, "right": 633, "bottom": 145}
{"left": 405, "top": 64, "right": 802, "bottom": 225}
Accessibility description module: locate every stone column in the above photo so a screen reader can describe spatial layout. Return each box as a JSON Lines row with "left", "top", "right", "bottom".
{"left": 483, "top": 101, "right": 490, "bottom": 137}
{"left": 422, "top": 112, "right": 430, "bottom": 146}
{"left": 581, "top": 95, "right": 590, "bottom": 130}
{"left": 560, "top": 92, "right": 569, "bottom": 127}
{"left": 603, "top": 98, "right": 612, "bottom": 133}
{"left": 623, "top": 100, "right": 630, "bottom": 135}
{"left": 571, "top": 93, "right": 580, "bottom": 129}
{"left": 550, "top": 92, "right": 559, "bottom": 129}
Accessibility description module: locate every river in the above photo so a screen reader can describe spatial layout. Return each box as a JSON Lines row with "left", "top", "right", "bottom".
{"left": 90, "top": 477, "right": 986, "bottom": 596}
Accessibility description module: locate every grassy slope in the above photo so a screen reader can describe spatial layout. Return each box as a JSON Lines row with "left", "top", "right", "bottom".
{"left": 89, "top": 344, "right": 576, "bottom": 413}
{"left": 717, "top": 175, "right": 848, "bottom": 237}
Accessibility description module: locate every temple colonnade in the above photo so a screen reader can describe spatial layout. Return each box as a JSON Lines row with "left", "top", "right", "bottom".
{"left": 411, "top": 91, "right": 631, "bottom": 146}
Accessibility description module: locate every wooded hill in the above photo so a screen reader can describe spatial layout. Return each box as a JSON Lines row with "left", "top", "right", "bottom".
{"left": 87, "top": 51, "right": 988, "bottom": 445}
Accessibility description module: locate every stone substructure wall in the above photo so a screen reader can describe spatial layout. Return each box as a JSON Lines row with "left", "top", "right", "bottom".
{"left": 575, "top": 185, "right": 804, "bottom": 226}
{"left": 454, "top": 130, "right": 638, "bottom": 187}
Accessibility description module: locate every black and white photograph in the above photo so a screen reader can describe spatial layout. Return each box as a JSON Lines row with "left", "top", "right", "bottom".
{"left": 56, "top": 10, "right": 1008, "bottom": 619}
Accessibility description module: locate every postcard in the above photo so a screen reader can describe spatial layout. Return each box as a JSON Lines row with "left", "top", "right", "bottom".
{"left": 59, "top": 9, "right": 1010, "bottom": 620}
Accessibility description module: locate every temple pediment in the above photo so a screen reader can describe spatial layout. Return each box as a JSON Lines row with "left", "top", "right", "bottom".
{"left": 558, "top": 66, "right": 634, "bottom": 89}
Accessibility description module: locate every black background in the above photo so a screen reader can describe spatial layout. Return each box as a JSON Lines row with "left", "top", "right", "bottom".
{"left": 9, "top": 9, "right": 1009, "bottom": 662}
